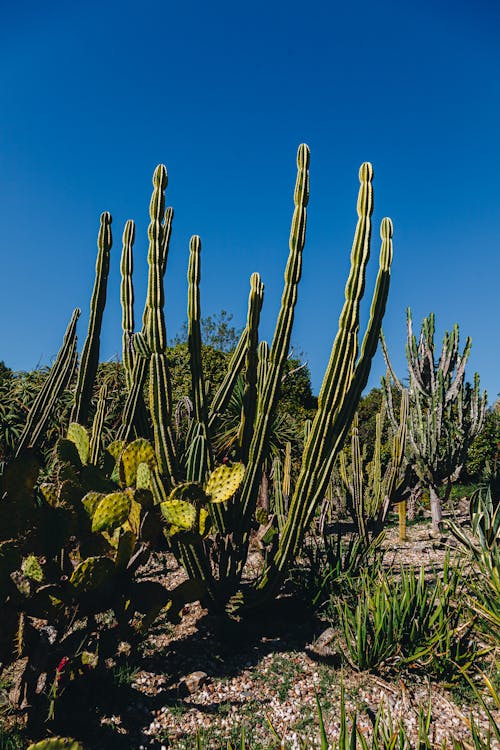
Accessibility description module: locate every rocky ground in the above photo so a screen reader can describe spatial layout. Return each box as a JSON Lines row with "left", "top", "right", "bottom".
{"left": 96, "top": 515, "right": 498, "bottom": 749}
{"left": 2, "top": 513, "right": 499, "bottom": 749}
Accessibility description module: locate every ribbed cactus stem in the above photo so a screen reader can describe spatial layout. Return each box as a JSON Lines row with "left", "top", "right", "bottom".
{"left": 143, "top": 165, "right": 178, "bottom": 486}
{"left": 120, "top": 220, "right": 135, "bottom": 390}
{"left": 208, "top": 274, "right": 264, "bottom": 430}
{"left": 187, "top": 235, "right": 208, "bottom": 432}
{"left": 90, "top": 383, "right": 107, "bottom": 465}
{"left": 282, "top": 440, "right": 292, "bottom": 498}
{"left": 252, "top": 174, "right": 394, "bottom": 601}
{"left": 256, "top": 340, "right": 269, "bottom": 402}
{"left": 238, "top": 144, "right": 310, "bottom": 528}
{"left": 398, "top": 500, "right": 406, "bottom": 540}
{"left": 161, "top": 207, "right": 174, "bottom": 277}
{"left": 17, "top": 309, "right": 80, "bottom": 455}
{"left": 71, "top": 212, "right": 112, "bottom": 426}
{"left": 239, "top": 273, "right": 265, "bottom": 462}
{"left": 144, "top": 166, "right": 168, "bottom": 352}
{"left": 186, "top": 433, "right": 209, "bottom": 484}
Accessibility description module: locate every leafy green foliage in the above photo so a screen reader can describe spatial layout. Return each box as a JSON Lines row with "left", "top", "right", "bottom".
{"left": 336, "top": 561, "right": 477, "bottom": 679}
{"left": 465, "top": 407, "right": 500, "bottom": 483}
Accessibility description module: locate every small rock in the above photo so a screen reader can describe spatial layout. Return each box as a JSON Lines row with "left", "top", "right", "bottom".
{"left": 310, "top": 626, "right": 335, "bottom": 654}
{"left": 178, "top": 670, "right": 209, "bottom": 696}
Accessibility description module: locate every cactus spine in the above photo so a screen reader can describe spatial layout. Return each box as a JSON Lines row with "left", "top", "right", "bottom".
{"left": 71, "top": 212, "right": 112, "bottom": 426}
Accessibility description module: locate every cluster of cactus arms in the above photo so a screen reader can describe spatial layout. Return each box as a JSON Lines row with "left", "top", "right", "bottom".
{"left": 382, "top": 310, "right": 487, "bottom": 529}
{"left": 333, "top": 389, "right": 409, "bottom": 545}
{"left": 1, "top": 146, "right": 395, "bottom": 664}
{"left": 107, "top": 146, "right": 394, "bottom": 612}
{"left": 0, "top": 217, "right": 196, "bottom": 719}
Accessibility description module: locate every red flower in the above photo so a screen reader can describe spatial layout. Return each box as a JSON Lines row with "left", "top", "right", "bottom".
{"left": 55, "top": 656, "right": 69, "bottom": 682}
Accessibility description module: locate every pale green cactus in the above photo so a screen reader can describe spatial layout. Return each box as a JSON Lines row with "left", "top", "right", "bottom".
{"left": 91, "top": 492, "right": 131, "bottom": 533}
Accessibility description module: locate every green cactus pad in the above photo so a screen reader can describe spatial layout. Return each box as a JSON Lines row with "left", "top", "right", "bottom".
{"left": 40, "top": 483, "right": 59, "bottom": 507}
{"left": 168, "top": 481, "right": 208, "bottom": 506}
{"left": 102, "top": 526, "right": 121, "bottom": 549}
{"left": 67, "top": 423, "right": 90, "bottom": 465}
{"left": 205, "top": 462, "right": 245, "bottom": 504}
{"left": 107, "top": 440, "right": 125, "bottom": 460}
{"left": 22, "top": 555, "right": 44, "bottom": 583}
{"left": 82, "top": 491, "right": 105, "bottom": 518}
{"left": 136, "top": 461, "right": 151, "bottom": 489}
{"left": 27, "top": 738, "right": 84, "bottom": 750}
{"left": 119, "top": 439, "right": 157, "bottom": 487}
{"left": 56, "top": 439, "right": 81, "bottom": 470}
{"left": 160, "top": 499, "right": 197, "bottom": 531}
{"left": 198, "top": 507, "right": 211, "bottom": 537}
{"left": 127, "top": 497, "right": 142, "bottom": 535}
{"left": 70, "top": 556, "right": 114, "bottom": 593}
{"left": 92, "top": 492, "right": 131, "bottom": 533}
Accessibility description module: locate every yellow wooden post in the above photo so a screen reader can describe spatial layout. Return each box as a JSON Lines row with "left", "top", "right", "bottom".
{"left": 398, "top": 500, "right": 406, "bottom": 541}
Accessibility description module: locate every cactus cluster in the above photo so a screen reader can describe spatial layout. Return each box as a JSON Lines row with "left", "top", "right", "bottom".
{"left": 1, "top": 145, "right": 395, "bottom": 685}
{"left": 332, "top": 389, "right": 409, "bottom": 544}
{"left": 382, "top": 310, "right": 486, "bottom": 528}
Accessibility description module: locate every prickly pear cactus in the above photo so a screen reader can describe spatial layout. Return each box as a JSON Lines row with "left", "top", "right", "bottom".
{"left": 160, "top": 499, "right": 197, "bottom": 531}
{"left": 107, "top": 440, "right": 125, "bottom": 461}
{"left": 70, "top": 555, "right": 115, "bottom": 592}
{"left": 40, "top": 482, "right": 59, "bottom": 507}
{"left": 22, "top": 555, "right": 44, "bottom": 583}
{"left": 136, "top": 461, "right": 151, "bottom": 490}
{"left": 119, "top": 438, "right": 156, "bottom": 487}
{"left": 169, "top": 482, "right": 208, "bottom": 507}
{"left": 205, "top": 462, "right": 245, "bottom": 504}
{"left": 82, "top": 491, "right": 106, "bottom": 518}
{"left": 67, "top": 423, "right": 90, "bottom": 465}
{"left": 91, "top": 492, "right": 131, "bottom": 533}
{"left": 27, "top": 738, "right": 84, "bottom": 750}
{"left": 56, "top": 439, "right": 82, "bottom": 469}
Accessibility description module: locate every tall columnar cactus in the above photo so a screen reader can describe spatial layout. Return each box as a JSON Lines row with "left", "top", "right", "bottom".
{"left": 71, "top": 212, "right": 112, "bottom": 426}
{"left": 187, "top": 235, "right": 209, "bottom": 437}
{"left": 16, "top": 309, "right": 80, "bottom": 456}
{"left": 106, "top": 147, "right": 393, "bottom": 613}
{"left": 120, "top": 219, "right": 136, "bottom": 390}
{"left": 144, "top": 165, "right": 178, "bottom": 488}
{"left": 238, "top": 273, "right": 265, "bottom": 462}
{"left": 382, "top": 310, "right": 487, "bottom": 529}
{"left": 249, "top": 168, "right": 393, "bottom": 605}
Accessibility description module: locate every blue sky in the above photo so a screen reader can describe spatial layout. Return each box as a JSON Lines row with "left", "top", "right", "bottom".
{"left": 1, "top": 0, "right": 499, "bottom": 402}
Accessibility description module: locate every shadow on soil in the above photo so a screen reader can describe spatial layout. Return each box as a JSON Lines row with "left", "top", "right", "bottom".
{"left": 22, "top": 596, "right": 325, "bottom": 749}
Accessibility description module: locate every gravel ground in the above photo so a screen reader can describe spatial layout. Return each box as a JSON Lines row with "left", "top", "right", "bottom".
{"left": 3, "top": 514, "right": 498, "bottom": 748}
{"left": 101, "top": 515, "right": 499, "bottom": 749}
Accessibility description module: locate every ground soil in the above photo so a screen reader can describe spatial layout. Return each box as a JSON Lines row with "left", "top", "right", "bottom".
{"left": 2, "top": 510, "right": 499, "bottom": 749}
